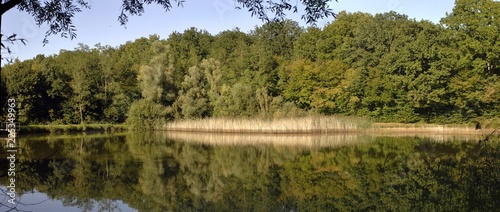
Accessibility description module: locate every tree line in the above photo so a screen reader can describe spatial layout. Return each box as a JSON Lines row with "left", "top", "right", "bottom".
{"left": 1, "top": 0, "right": 499, "bottom": 127}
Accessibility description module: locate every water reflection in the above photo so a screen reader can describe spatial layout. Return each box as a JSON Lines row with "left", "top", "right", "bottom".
{"left": 0, "top": 188, "right": 136, "bottom": 212}
{"left": 0, "top": 132, "right": 499, "bottom": 211}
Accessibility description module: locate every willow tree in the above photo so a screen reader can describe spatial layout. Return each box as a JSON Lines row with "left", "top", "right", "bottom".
{"left": 126, "top": 41, "right": 175, "bottom": 129}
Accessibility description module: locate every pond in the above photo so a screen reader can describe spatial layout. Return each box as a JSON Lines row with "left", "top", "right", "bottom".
{"left": 1, "top": 131, "right": 499, "bottom": 211}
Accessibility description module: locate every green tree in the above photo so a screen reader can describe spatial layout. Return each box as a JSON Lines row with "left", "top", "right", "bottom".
{"left": 37, "top": 54, "right": 72, "bottom": 122}
{"left": 230, "top": 82, "right": 258, "bottom": 116}
{"left": 209, "top": 29, "right": 253, "bottom": 85}
{"left": 245, "top": 21, "right": 302, "bottom": 97}
{"left": 166, "top": 29, "right": 213, "bottom": 87}
{"left": 126, "top": 40, "right": 175, "bottom": 128}
{"left": 200, "top": 58, "right": 225, "bottom": 116}
{"left": 176, "top": 65, "right": 209, "bottom": 119}
{"left": 137, "top": 41, "right": 176, "bottom": 105}
{"left": 2, "top": 58, "right": 49, "bottom": 123}
{"left": 126, "top": 99, "right": 168, "bottom": 130}
{"left": 67, "top": 44, "right": 104, "bottom": 124}
{"left": 441, "top": 0, "right": 500, "bottom": 119}
{"left": 293, "top": 26, "right": 322, "bottom": 61}
{"left": 95, "top": 44, "right": 132, "bottom": 123}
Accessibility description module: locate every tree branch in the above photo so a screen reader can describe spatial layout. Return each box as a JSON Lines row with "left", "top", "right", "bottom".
{"left": 0, "top": 0, "right": 23, "bottom": 16}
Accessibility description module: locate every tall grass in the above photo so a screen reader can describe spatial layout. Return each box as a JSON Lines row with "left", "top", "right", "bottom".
{"left": 164, "top": 116, "right": 372, "bottom": 133}
{"left": 371, "top": 123, "right": 497, "bottom": 135}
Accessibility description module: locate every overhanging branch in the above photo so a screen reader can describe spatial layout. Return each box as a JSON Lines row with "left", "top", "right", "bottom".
{"left": 0, "top": 0, "right": 23, "bottom": 16}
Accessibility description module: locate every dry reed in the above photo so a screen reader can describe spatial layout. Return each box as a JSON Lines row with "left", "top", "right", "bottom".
{"left": 370, "top": 123, "right": 497, "bottom": 135}
{"left": 164, "top": 116, "right": 372, "bottom": 133}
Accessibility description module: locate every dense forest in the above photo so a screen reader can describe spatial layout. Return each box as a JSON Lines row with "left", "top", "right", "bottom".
{"left": 1, "top": 0, "right": 499, "bottom": 127}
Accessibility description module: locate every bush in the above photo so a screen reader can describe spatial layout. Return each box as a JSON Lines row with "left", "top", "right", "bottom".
{"left": 126, "top": 99, "right": 169, "bottom": 130}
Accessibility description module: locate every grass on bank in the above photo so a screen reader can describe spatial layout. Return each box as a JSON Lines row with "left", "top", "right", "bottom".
{"left": 21, "top": 124, "right": 130, "bottom": 134}
{"left": 371, "top": 120, "right": 499, "bottom": 135}
{"left": 164, "top": 116, "right": 372, "bottom": 133}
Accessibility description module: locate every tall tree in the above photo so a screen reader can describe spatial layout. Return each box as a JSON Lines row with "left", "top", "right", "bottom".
{"left": 137, "top": 41, "right": 176, "bottom": 105}
{"left": 126, "top": 40, "right": 175, "bottom": 129}
{"left": 441, "top": 0, "right": 500, "bottom": 118}
{"left": 2, "top": 58, "right": 49, "bottom": 123}
{"left": 68, "top": 44, "right": 103, "bottom": 124}
{"left": 167, "top": 28, "right": 213, "bottom": 88}
{"left": 176, "top": 65, "right": 209, "bottom": 119}
{"left": 210, "top": 29, "right": 253, "bottom": 85}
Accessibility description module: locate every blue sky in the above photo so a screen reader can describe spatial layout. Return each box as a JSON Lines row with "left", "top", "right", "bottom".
{"left": 1, "top": 0, "right": 455, "bottom": 63}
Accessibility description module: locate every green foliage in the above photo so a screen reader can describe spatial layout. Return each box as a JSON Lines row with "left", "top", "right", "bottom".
{"left": 212, "top": 83, "right": 258, "bottom": 117}
{"left": 2, "top": 1, "right": 500, "bottom": 125}
{"left": 126, "top": 99, "right": 169, "bottom": 130}
{"left": 176, "top": 65, "right": 209, "bottom": 119}
{"left": 68, "top": 44, "right": 105, "bottom": 124}
{"left": 2, "top": 58, "right": 51, "bottom": 124}
{"left": 104, "top": 93, "right": 131, "bottom": 123}
{"left": 137, "top": 41, "right": 176, "bottom": 105}
{"left": 440, "top": 0, "right": 500, "bottom": 120}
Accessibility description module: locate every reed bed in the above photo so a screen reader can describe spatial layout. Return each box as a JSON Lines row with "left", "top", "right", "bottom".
{"left": 164, "top": 116, "right": 372, "bottom": 133}
{"left": 371, "top": 123, "right": 497, "bottom": 135}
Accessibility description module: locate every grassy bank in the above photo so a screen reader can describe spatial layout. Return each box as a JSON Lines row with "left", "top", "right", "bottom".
{"left": 21, "top": 124, "right": 130, "bottom": 134}
{"left": 370, "top": 122, "right": 498, "bottom": 135}
{"left": 164, "top": 116, "right": 372, "bottom": 133}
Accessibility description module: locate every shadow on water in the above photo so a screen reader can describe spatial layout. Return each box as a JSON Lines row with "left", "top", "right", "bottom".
{"left": 0, "top": 131, "right": 498, "bottom": 211}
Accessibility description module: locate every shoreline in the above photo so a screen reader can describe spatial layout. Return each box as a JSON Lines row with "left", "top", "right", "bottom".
{"left": 13, "top": 117, "right": 498, "bottom": 136}
{"left": 164, "top": 117, "right": 498, "bottom": 136}
{"left": 14, "top": 124, "right": 130, "bottom": 134}
{"left": 165, "top": 127, "right": 496, "bottom": 135}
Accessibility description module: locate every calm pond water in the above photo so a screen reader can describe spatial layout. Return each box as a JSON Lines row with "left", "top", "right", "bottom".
{"left": 1, "top": 131, "right": 499, "bottom": 211}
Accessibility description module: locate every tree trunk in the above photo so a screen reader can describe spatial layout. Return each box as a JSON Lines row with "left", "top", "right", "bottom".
{"left": 79, "top": 104, "right": 83, "bottom": 125}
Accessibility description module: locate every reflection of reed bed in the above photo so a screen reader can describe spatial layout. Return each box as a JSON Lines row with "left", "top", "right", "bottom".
{"left": 164, "top": 131, "right": 371, "bottom": 148}
{"left": 370, "top": 133, "right": 484, "bottom": 142}
{"left": 371, "top": 123, "right": 498, "bottom": 135}
{"left": 164, "top": 116, "right": 372, "bottom": 133}
{"left": 165, "top": 131, "right": 487, "bottom": 147}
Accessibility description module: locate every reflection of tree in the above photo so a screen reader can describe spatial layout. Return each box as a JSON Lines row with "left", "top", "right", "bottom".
{"left": 1, "top": 133, "right": 499, "bottom": 211}
{"left": 278, "top": 136, "right": 500, "bottom": 211}
{"left": 414, "top": 133, "right": 500, "bottom": 211}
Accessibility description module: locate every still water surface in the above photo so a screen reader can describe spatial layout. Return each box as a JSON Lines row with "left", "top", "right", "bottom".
{"left": 1, "top": 131, "right": 499, "bottom": 211}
